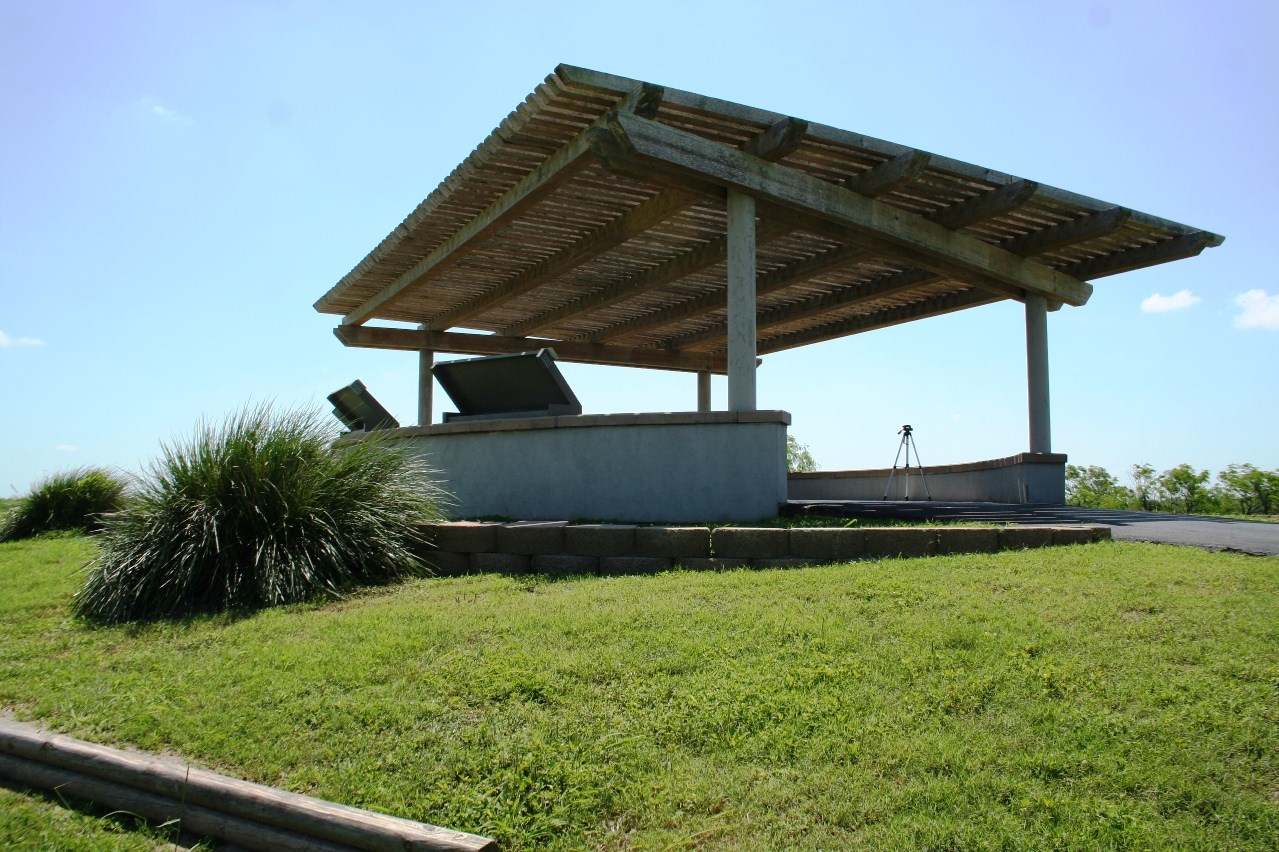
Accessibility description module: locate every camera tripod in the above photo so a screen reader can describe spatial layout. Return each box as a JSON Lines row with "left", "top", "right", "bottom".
{"left": 882, "top": 424, "right": 931, "bottom": 501}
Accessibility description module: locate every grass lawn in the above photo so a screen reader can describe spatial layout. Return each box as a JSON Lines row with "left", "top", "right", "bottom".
{"left": 1, "top": 535, "right": 1277, "bottom": 849}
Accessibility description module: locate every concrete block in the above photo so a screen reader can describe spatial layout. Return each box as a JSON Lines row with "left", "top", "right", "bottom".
{"left": 999, "top": 526, "right": 1053, "bottom": 550}
{"left": 424, "top": 522, "right": 500, "bottom": 553}
{"left": 531, "top": 554, "right": 599, "bottom": 576}
{"left": 712, "top": 527, "right": 790, "bottom": 559}
{"left": 422, "top": 550, "right": 471, "bottom": 576}
{"left": 863, "top": 528, "right": 938, "bottom": 558}
{"left": 936, "top": 527, "right": 1000, "bottom": 555}
{"left": 675, "top": 557, "right": 749, "bottom": 571}
{"left": 565, "top": 524, "right": 637, "bottom": 556}
{"left": 497, "top": 522, "right": 567, "bottom": 555}
{"left": 470, "top": 552, "right": 530, "bottom": 574}
{"left": 1089, "top": 525, "right": 1113, "bottom": 542}
{"left": 788, "top": 527, "right": 864, "bottom": 563}
{"left": 751, "top": 557, "right": 815, "bottom": 570}
{"left": 634, "top": 526, "right": 711, "bottom": 558}
{"left": 599, "top": 556, "right": 671, "bottom": 575}
{"left": 1052, "top": 527, "right": 1096, "bottom": 546}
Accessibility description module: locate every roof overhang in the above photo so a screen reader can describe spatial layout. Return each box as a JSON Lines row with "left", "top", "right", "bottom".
{"left": 316, "top": 65, "right": 1223, "bottom": 371}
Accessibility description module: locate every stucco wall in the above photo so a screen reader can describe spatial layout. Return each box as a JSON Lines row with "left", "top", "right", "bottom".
{"left": 350, "top": 411, "right": 791, "bottom": 522}
{"left": 788, "top": 453, "right": 1067, "bottom": 504}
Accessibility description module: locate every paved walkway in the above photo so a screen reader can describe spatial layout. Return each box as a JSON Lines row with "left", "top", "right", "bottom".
{"left": 784, "top": 501, "right": 1279, "bottom": 556}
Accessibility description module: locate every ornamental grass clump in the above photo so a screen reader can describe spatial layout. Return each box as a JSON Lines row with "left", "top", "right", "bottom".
{"left": 74, "top": 406, "right": 447, "bottom": 624}
{"left": 0, "top": 467, "right": 127, "bottom": 541}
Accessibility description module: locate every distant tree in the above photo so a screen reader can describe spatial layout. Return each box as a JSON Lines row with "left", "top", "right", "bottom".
{"left": 1131, "top": 463, "right": 1158, "bottom": 512}
{"left": 1157, "top": 464, "right": 1212, "bottom": 515}
{"left": 1065, "top": 464, "right": 1133, "bottom": 509}
{"left": 1217, "top": 463, "right": 1279, "bottom": 515}
{"left": 786, "top": 435, "right": 819, "bottom": 473}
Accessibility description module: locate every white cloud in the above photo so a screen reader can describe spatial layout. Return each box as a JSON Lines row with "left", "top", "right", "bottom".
{"left": 1233, "top": 289, "right": 1279, "bottom": 330}
{"left": 0, "top": 330, "right": 45, "bottom": 347}
{"left": 1140, "top": 289, "right": 1201, "bottom": 313}
{"left": 140, "top": 96, "right": 192, "bottom": 125}
{"left": 54, "top": 444, "right": 77, "bottom": 453}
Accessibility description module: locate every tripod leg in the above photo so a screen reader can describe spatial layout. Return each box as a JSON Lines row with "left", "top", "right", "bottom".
{"left": 883, "top": 436, "right": 907, "bottom": 500}
{"left": 908, "top": 436, "right": 932, "bottom": 500}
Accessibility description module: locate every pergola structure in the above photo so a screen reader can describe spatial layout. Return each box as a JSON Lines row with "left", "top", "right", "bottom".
{"left": 315, "top": 66, "right": 1222, "bottom": 516}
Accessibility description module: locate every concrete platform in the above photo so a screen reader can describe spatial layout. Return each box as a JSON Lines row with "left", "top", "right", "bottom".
{"left": 785, "top": 501, "right": 1279, "bottom": 556}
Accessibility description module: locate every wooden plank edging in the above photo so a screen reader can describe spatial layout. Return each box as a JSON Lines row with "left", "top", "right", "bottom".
{"left": 0, "top": 719, "right": 497, "bottom": 852}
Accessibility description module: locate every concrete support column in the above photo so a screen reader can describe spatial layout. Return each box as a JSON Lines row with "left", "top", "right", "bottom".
{"left": 696, "top": 371, "right": 712, "bottom": 412}
{"left": 418, "top": 348, "right": 434, "bottom": 427}
{"left": 726, "top": 189, "right": 757, "bottom": 412}
{"left": 1025, "top": 293, "right": 1051, "bottom": 453}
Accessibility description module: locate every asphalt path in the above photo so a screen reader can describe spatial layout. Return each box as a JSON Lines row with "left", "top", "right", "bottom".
{"left": 785, "top": 501, "right": 1279, "bottom": 556}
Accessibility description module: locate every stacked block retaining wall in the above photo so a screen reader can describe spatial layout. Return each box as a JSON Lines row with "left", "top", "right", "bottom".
{"left": 417, "top": 521, "right": 1110, "bottom": 576}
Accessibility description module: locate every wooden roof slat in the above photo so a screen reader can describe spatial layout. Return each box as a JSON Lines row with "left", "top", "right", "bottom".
{"left": 670, "top": 266, "right": 937, "bottom": 351}
{"left": 341, "top": 128, "right": 599, "bottom": 326}
{"left": 758, "top": 288, "right": 1002, "bottom": 354}
{"left": 590, "top": 242, "right": 879, "bottom": 345}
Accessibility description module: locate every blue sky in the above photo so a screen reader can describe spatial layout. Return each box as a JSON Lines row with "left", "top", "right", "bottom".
{"left": 2, "top": 0, "right": 1276, "bottom": 496}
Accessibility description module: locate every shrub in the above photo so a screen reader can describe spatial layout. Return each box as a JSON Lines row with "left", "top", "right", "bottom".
{"left": 0, "top": 467, "right": 127, "bottom": 541}
{"left": 73, "top": 406, "right": 447, "bottom": 624}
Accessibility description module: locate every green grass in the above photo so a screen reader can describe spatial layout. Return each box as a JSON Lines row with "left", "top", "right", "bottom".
{"left": 1, "top": 536, "right": 1277, "bottom": 850}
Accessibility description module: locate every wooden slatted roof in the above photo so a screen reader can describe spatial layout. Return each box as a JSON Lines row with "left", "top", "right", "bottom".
{"left": 315, "top": 65, "right": 1223, "bottom": 374}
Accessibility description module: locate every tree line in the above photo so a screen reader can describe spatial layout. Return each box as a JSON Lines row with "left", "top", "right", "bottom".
{"left": 1066, "top": 462, "right": 1278, "bottom": 517}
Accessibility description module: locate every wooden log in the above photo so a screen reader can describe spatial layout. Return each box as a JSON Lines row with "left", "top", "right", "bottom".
{"left": 0, "top": 720, "right": 496, "bottom": 851}
{"left": 0, "top": 752, "right": 351, "bottom": 852}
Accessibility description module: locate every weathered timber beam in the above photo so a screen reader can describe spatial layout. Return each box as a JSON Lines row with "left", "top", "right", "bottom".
{"left": 632, "top": 84, "right": 665, "bottom": 118}
{"left": 669, "top": 267, "right": 938, "bottom": 351}
{"left": 742, "top": 117, "right": 810, "bottom": 160}
{"left": 926, "top": 179, "right": 1039, "bottom": 229}
{"left": 599, "top": 112, "right": 1091, "bottom": 306}
{"left": 998, "top": 207, "right": 1132, "bottom": 257}
{"left": 1056, "top": 231, "right": 1219, "bottom": 280}
{"left": 501, "top": 119, "right": 809, "bottom": 338}
{"left": 758, "top": 288, "right": 1002, "bottom": 355}
{"left": 845, "top": 150, "right": 931, "bottom": 197}
{"left": 334, "top": 325, "right": 729, "bottom": 374}
{"left": 341, "top": 130, "right": 597, "bottom": 327}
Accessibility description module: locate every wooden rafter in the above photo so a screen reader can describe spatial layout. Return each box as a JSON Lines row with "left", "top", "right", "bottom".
{"left": 998, "top": 206, "right": 1132, "bottom": 257}
{"left": 1057, "top": 231, "right": 1218, "bottom": 280}
{"left": 334, "top": 325, "right": 728, "bottom": 374}
{"left": 845, "top": 150, "right": 931, "bottom": 197}
{"left": 595, "top": 112, "right": 1093, "bottom": 306}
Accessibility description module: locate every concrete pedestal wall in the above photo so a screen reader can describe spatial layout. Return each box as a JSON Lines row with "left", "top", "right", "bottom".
{"left": 350, "top": 411, "right": 790, "bottom": 522}
{"left": 789, "top": 453, "right": 1067, "bottom": 504}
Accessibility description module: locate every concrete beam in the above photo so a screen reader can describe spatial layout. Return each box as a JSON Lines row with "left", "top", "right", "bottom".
{"left": 1025, "top": 293, "right": 1051, "bottom": 453}
{"left": 726, "top": 189, "right": 757, "bottom": 411}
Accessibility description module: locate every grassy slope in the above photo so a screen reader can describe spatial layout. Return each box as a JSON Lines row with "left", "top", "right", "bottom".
{"left": 1, "top": 536, "right": 1276, "bottom": 850}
